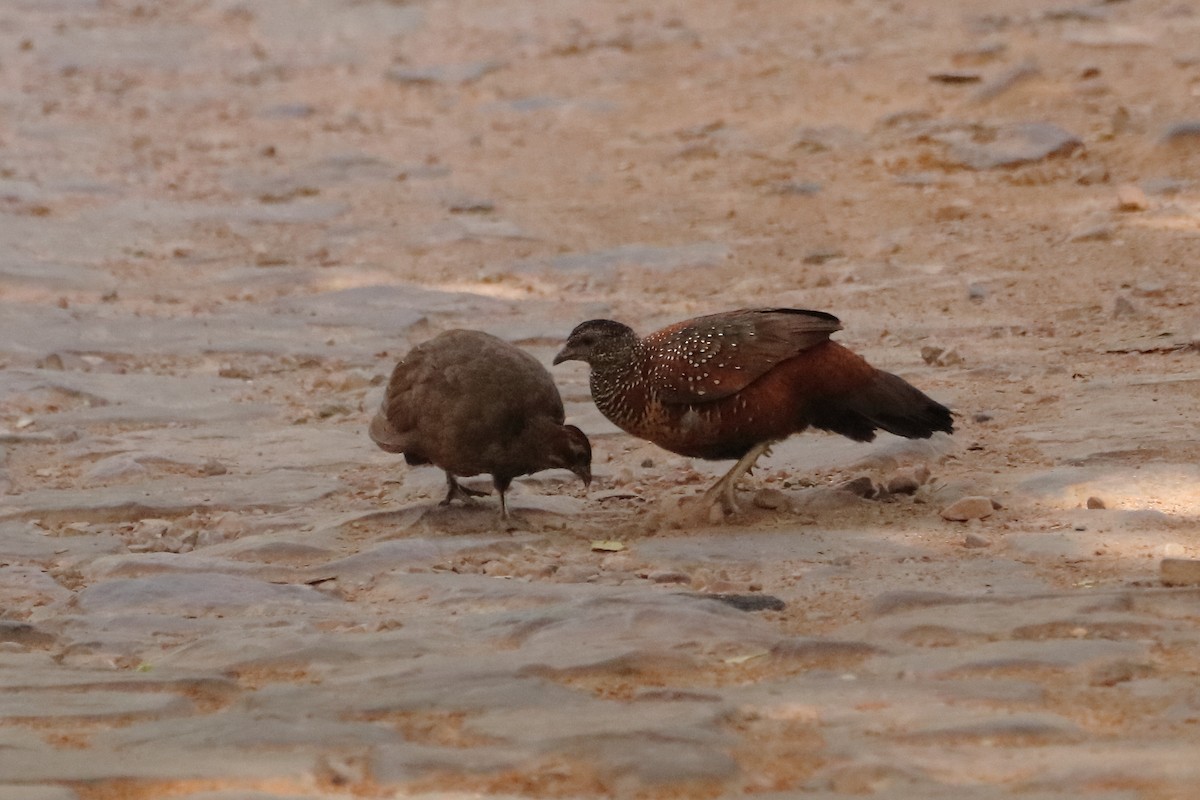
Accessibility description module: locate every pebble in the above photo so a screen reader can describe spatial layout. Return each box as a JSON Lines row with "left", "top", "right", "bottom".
{"left": 1112, "top": 296, "right": 1136, "bottom": 318}
{"left": 752, "top": 488, "right": 791, "bottom": 510}
{"left": 886, "top": 474, "right": 920, "bottom": 495}
{"left": 385, "top": 60, "right": 501, "bottom": 86}
{"left": 1115, "top": 184, "right": 1149, "bottom": 211}
{"left": 886, "top": 466, "right": 929, "bottom": 496}
{"left": 1086, "top": 496, "right": 1107, "bottom": 509}
{"left": 964, "top": 532, "right": 992, "bottom": 548}
{"left": 1160, "top": 558, "right": 1200, "bottom": 586}
{"left": 1160, "top": 120, "right": 1200, "bottom": 144}
{"left": 940, "top": 496, "right": 995, "bottom": 521}
{"left": 1068, "top": 220, "right": 1115, "bottom": 242}
{"left": 971, "top": 62, "right": 1041, "bottom": 103}
{"left": 647, "top": 570, "right": 691, "bottom": 585}
{"left": 839, "top": 476, "right": 879, "bottom": 499}
{"left": 929, "top": 70, "right": 982, "bottom": 84}
{"left": 696, "top": 593, "right": 786, "bottom": 612}
{"left": 199, "top": 459, "right": 228, "bottom": 476}
{"left": 1132, "top": 280, "right": 1167, "bottom": 297}
{"left": 920, "top": 345, "right": 964, "bottom": 367}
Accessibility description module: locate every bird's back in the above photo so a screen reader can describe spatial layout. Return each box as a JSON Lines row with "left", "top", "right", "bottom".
{"left": 370, "top": 330, "right": 567, "bottom": 478}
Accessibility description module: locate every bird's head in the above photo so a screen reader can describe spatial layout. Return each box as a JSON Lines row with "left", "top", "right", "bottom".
{"left": 548, "top": 424, "right": 592, "bottom": 487}
{"left": 553, "top": 319, "right": 637, "bottom": 368}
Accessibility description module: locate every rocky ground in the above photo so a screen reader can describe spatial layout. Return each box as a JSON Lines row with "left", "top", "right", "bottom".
{"left": 1, "top": 0, "right": 1199, "bottom": 798}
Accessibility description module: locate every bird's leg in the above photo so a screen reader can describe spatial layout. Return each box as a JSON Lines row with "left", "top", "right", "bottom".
{"left": 494, "top": 477, "right": 515, "bottom": 523}
{"left": 441, "top": 473, "right": 489, "bottom": 506}
{"left": 701, "top": 441, "right": 773, "bottom": 515}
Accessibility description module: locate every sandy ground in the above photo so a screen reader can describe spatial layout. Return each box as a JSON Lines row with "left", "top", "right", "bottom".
{"left": 1, "top": 0, "right": 1200, "bottom": 798}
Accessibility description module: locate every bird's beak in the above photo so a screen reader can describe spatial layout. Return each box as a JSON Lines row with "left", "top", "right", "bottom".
{"left": 552, "top": 345, "right": 575, "bottom": 366}
{"left": 573, "top": 464, "right": 592, "bottom": 488}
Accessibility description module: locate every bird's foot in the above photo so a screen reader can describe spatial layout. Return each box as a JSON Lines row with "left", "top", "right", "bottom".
{"left": 700, "top": 476, "right": 743, "bottom": 518}
{"left": 695, "top": 441, "right": 773, "bottom": 521}
{"left": 441, "top": 476, "right": 490, "bottom": 506}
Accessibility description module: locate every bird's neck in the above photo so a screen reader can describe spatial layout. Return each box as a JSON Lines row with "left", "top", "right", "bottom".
{"left": 589, "top": 341, "right": 648, "bottom": 426}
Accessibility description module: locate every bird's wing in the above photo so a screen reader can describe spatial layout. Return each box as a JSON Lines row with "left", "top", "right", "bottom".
{"left": 646, "top": 308, "right": 843, "bottom": 404}
{"left": 368, "top": 356, "right": 422, "bottom": 453}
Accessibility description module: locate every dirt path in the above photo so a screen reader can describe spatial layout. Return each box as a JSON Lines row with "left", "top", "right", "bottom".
{"left": 1, "top": 1, "right": 1198, "bottom": 798}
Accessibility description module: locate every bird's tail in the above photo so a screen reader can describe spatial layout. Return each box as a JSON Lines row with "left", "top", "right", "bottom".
{"left": 809, "top": 369, "right": 954, "bottom": 442}
{"left": 368, "top": 411, "right": 408, "bottom": 453}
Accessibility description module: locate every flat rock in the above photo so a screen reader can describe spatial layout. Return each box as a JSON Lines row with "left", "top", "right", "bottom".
{"left": 1160, "top": 559, "right": 1200, "bottom": 586}
{"left": 0, "top": 368, "right": 275, "bottom": 426}
{"left": 2, "top": 470, "right": 341, "bottom": 522}
{"left": 0, "top": 787, "right": 80, "bottom": 800}
{"left": 0, "top": 745, "right": 315, "bottom": 784}
{"left": 0, "top": 566, "right": 74, "bottom": 609}
{"left": 0, "top": 688, "right": 189, "bottom": 721}
{"left": 931, "top": 122, "right": 1082, "bottom": 169}
{"left": 0, "top": 302, "right": 425, "bottom": 361}
{"left": 73, "top": 572, "right": 338, "bottom": 614}
{"left": 940, "top": 496, "right": 994, "bottom": 521}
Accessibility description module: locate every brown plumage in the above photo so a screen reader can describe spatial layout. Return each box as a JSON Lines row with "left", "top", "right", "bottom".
{"left": 553, "top": 308, "right": 953, "bottom": 513}
{"left": 370, "top": 330, "right": 591, "bottom": 519}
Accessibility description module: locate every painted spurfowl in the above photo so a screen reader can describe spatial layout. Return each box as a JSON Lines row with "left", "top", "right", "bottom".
{"left": 553, "top": 308, "right": 953, "bottom": 514}
{"left": 370, "top": 330, "right": 592, "bottom": 519}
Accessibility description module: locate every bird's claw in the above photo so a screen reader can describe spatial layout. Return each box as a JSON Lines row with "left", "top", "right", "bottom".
{"left": 442, "top": 476, "right": 490, "bottom": 506}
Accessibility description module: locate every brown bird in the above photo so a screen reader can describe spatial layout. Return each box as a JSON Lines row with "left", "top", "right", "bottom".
{"left": 370, "top": 329, "right": 592, "bottom": 519}
{"left": 553, "top": 308, "right": 953, "bottom": 514}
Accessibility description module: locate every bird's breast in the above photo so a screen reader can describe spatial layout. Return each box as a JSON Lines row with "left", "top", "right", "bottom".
{"left": 597, "top": 384, "right": 784, "bottom": 461}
